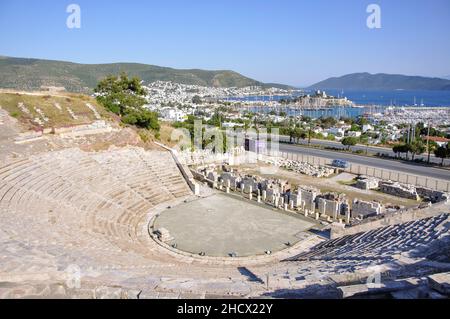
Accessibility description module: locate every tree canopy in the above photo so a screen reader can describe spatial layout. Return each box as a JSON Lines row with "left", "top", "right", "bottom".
{"left": 434, "top": 144, "right": 450, "bottom": 166}
{"left": 341, "top": 137, "right": 358, "bottom": 150}
{"left": 409, "top": 139, "right": 426, "bottom": 160}
{"left": 95, "top": 73, "right": 159, "bottom": 131}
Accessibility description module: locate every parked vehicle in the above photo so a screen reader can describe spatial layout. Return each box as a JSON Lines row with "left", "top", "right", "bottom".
{"left": 331, "top": 159, "right": 349, "bottom": 169}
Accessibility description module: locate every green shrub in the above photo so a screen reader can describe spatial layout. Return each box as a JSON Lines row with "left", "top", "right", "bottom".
{"left": 95, "top": 73, "right": 160, "bottom": 132}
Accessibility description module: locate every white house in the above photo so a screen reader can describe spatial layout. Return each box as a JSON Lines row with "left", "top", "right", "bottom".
{"left": 327, "top": 127, "right": 345, "bottom": 138}
{"left": 160, "top": 108, "right": 186, "bottom": 122}
{"left": 347, "top": 131, "right": 362, "bottom": 138}
{"left": 362, "top": 124, "right": 374, "bottom": 132}
{"left": 313, "top": 127, "right": 324, "bottom": 134}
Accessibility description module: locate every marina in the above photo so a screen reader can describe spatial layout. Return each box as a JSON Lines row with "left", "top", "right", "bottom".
{"left": 225, "top": 89, "right": 450, "bottom": 122}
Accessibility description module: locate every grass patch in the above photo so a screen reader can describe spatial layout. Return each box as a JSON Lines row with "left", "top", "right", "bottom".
{"left": 0, "top": 92, "right": 112, "bottom": 130}
{"left": 158, "top": 124, "right": 179, "bottom": 147}
{"left": 10, "top": 111, "right": 20, "bottom": 118}
{"left": 337, "top": 179, "right": 357, "bottom": 187}
{"left": 138, "top": 130, "right": 150, "bottom": 143}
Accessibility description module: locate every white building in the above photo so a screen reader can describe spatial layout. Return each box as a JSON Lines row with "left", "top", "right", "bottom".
{"left": 347, "top": 131, "right": 362, "bottom": 138}
{"left": 362, "top": 124, "right": 374, "bottom": 132}
{"left": 160, "top": 108, "right": 186, "bottom": 122}
{"left": 327, "top": 127, "right": 345, "bottom": 138}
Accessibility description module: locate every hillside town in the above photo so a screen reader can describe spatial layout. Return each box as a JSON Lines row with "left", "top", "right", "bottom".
{"left": 141, "top": 82, "right": 450, "bottom": 163}
{"left": 142, "top": 81, "right": 354, "bottom": 122}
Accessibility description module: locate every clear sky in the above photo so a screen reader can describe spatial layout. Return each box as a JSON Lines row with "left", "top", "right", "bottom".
{"left": 0, "top": 0, "right": 449, "bottom": 86}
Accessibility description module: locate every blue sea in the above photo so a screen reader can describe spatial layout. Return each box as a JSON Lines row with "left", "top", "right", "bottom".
{"left": 225, "top": 89, "right": 450, "bottom": 119}
{"left": 324, "top": 89, "right": 450, "bottom": 107}
{"left": 245, "top": 106, "right": 372, "bottom": 119}
{"left": 225, "top": 89, "right": 450, "bottom": 107}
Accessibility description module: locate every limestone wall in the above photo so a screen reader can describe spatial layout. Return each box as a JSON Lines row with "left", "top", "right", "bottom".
{"left": 416, "top": 187, "right": 449, "bottom": 203}
{"left": 355, "top": 177, "right": 379, "bottom": 190}
{"left": 317, "top": 198, "right": 340, "bottom": 219}
{"left": 155, "top": 141, "right": 197, "bottom": 195}
{"left": 379, "top": 181, "right": 420, "bottom": 201}
{"left": 352, "top": 199, "right": 383, "bottom": 219}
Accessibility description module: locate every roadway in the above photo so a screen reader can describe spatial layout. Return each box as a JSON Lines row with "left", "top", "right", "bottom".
{"left": 229, "top": 131, "right": 450, "bottom": 180}
{"left": 278, "top": 143, "right": 450, "bottom": 181}
{"left": 277, "top": 135, "right": 450, "bottom": 165}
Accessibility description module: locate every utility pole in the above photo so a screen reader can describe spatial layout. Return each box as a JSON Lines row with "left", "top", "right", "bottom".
{"left": 426, "top": 122, "right": 431, "bottom": 163}
{"left": 308, "top": 124, "right": 312, "bottom": 146}
{"left": 406, "top": 124, "right": 410, "bottom": 145}
{"left": 366, "top": 137, "right": 370, "bottom": 155}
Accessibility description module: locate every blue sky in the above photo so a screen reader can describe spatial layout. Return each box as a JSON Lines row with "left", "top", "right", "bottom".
{"left": 0, "top": 0, "right": 449, "bottom": 86}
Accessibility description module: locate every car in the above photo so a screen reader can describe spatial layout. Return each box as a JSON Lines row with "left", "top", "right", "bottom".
{"left": 331, "top": 159, "right": 349, "bottom": 169}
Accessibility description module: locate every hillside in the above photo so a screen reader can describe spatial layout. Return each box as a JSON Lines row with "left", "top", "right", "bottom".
{"left": 309, "top": 73, "right": 450, "bottom": 91}
{"left": 0, "top": 92, "right": 112, "bottom": 130}
{"left": 0, "top": 56, "right": 290, "bottom": 93}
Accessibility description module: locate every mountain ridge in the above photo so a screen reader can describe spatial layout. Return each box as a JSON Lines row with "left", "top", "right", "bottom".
{"left": 0, "top": 56, "right": 292, "bottom": 93}
{"left": 308, "top": 72, "right": 450, "bottom": 91}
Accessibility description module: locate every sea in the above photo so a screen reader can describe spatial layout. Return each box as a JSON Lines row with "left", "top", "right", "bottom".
{"left": 224, "top": 89, "right": 450, "bottom": 119}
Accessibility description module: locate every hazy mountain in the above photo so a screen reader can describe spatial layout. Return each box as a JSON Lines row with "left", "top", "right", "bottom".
{"left": 308, "top": 72, "right": 450, "bottom": 91}
{"left": 0, "top": 56, "right": 291, "bottom": 93}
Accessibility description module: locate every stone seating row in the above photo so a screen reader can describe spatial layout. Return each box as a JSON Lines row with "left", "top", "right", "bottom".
{"left": 287, "top": 214, "right": 450, "bottom": 262}
{"left": 0, "top": 147, "right": 193, "bottom": 279}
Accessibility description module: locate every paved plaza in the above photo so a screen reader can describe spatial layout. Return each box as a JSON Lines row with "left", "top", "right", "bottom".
{"left": 153, "top": 193, "right": 315, "bottom": 257}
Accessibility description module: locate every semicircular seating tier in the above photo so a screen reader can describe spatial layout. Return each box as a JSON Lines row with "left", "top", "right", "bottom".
{"left": 0, "top": 148, "right": 202, "bottom": 286}
{"left": 1, "top": 147, "right": 449, "bottom": 298}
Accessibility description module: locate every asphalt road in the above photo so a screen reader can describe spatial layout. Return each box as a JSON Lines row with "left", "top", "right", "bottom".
{"left": 278, "top": 135, "right": 450, "bottom": 166}
{"left": 278, "top": 143, "right": 450, "bottom": 181}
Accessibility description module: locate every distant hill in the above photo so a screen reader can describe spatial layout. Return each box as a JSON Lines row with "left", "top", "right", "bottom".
{"left": 0, "top": 56, "right": 291, "bottom": 93}
{"left": 308, "top": 73, "right": 450, "bottom": 91}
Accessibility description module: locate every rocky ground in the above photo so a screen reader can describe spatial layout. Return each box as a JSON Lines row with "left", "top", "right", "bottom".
{"left": 0, "top": 105, "right": 164, "bottom": 165}
{"left": 241, "top": 162, "right": 418, "bottom": 207}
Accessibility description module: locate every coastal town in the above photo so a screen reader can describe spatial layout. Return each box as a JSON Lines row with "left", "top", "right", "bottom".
{"left": 139, "top": 81, "right": 450, "bottom": 167}
{"left": 143, "top": 81, "right": 353, "bottom": 121}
